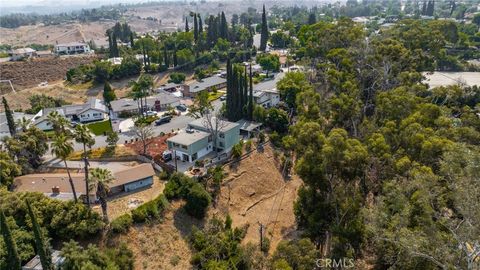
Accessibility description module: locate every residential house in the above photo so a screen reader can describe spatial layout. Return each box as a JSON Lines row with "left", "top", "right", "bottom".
{"left": 0, "top": 112, "right": 34, "bottom": 139}
{"left": 110, "top": 91, "right": 181, "bottom": 119}
{"left": 167, "top": 117, "right": 240, "bottom": 162}
{"left": 14, "top": 164, "right": 155, "bottom": 202}
{"left": 54, "top": 42, "right": 92, "bottom": 55}
{"left": 182, "top": 76, "right": 227, "bottom": 98}
{"left": 251, "top": 72, "right": 284, "bottom": 108}
{"left": 9, "top": 47, "right": 36, "bottom": 61}
{"left": 22, "top": 250, "right": 64, "bottom": 270}
{"left": 32, "top": 98, "right": 108, "bottom": 131}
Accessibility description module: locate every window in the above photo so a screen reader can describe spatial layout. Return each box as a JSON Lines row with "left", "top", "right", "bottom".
{"left": 192, "top": 153, "right": 198, "bottom": 161}
{"left": 219, "top": 132, "right": 225, "bottom": 138}
{"left": 219, "top": 141, "right": 224, "bottom": 147}
{"left": 181, "top": 144, "right": 187, "bottom": 150}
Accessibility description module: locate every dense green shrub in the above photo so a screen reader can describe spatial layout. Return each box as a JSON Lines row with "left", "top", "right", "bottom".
{"left": 164, "top": 173, "right": 195, "bottom": 200}
{"left": 184, "top": 183, "right": 212, "bottom": 219}
{"left": 169, "top": 72, "right": 186, "bottom": 84}
{"left": 110, "top": 214, "right": 133, "bottom": 234}
{"left": 131, "top": 194, "right": 168, "bottom": 223}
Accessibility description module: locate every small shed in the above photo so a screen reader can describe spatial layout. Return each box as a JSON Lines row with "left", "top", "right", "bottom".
{"left": 236, "top": 119, "right": 262, "bottom": 138}
{"left": 22, "top": 250, "right": 64, "bottom": 270}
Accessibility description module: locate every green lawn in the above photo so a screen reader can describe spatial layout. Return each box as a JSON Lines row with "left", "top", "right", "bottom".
{"left": 208, "top": 91, "right": 224, "bottom": 102}
{"left": 86, "top": 120, "right": 113, "bottom": 135}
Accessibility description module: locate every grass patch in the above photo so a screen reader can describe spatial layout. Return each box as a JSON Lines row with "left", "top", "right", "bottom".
{"left": 207, "top": 91, "right": 224, "bottom": 102}
{"left": 68, "top": 145, "right": 136, "bottom": 160}
{"left": 86, "top": 120, "right": 112, "bottom": 135}
{"left": 65, "top": 80, "right": 94, "bottom": 90}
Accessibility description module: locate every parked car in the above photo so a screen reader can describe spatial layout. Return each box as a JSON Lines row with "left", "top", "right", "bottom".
{"left": 176, "top": 104, "right": 187, "bottom": 112}
{"left": 144, "top": 111, "right": 157, "bottom": 117}
{"left": 155, "top": 116, "right": 172, "bottom": 125}
{"left": 220, "top": 95, "right": 226, "bottom": 101}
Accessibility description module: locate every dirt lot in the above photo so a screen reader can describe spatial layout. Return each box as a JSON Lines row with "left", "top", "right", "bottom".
{"left": 214, "top": 144, "right": 302, "bottom": 252}
{"left": 110, "top": 201, "right": 200, "bottom": 270}
{"left": 125, "top": 133, "right": 174, "bottom": 158}
{"left": 0, "top": 55, "right": 98, "bottom": 90}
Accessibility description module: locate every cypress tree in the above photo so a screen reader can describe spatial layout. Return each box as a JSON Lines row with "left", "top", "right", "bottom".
{"left": 173, "top": 44, "right": 178, "bottom": 67}
{"left": 130, "top": 32, "right": 135, "bottom": 48}
{"left": 308, "top": 12, "right": 316, "bottom": 24}
{"left": 260, "top": 5, "right": 269, "bottom": 51}
{"left": 2, "top": 97, "right": 16, "bottom": 136}
{"left": 220, "top": 11, "right": 228, "bottom": 40}
{"left": 112, "top": 33, "right": 119, "bottom": 58}
{"left": 26, "top": 200, "right": 53, "bottom": 270}
{"left": 194, "top": 13, "right": 199, "bottom": 42}
{"left": 198, "top": 14, "right": 203, "bottom": 33}
{"left": 248, "top": 63, "right": 254, "bottom": 121}
{"left": 103, "top": 81, "right": 116, "bottom": 109}
{"left": 108, "top": 32, "right": 113, "bottom": 57}
{"left": 0, "top": 210, "right": 21, "bottom": 270}
{"left": 243, "top": 66, "right": 248, "bottom": 118}
{"left": 226, "top": 57, "right": 232, "bottom": 120}
{"left": 422, "top": 1, "right": 427, "bottom": 15}
{"left": 163, "top": 45, "right": 169, "bottom": 67}
{"left": 185, "top": 17, "right": 189, "bottom": 32}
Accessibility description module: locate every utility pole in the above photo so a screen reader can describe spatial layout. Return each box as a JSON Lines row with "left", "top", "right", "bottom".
{"left": 174, "top": 150, "right": 178, "bottom": 172}
{"left": 259, "top": 223, "right": 264, "bottom": 250}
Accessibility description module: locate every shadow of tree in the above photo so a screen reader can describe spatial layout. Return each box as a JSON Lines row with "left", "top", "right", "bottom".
{"left": 172, "top": 202, "right": 206, "bottom": 239}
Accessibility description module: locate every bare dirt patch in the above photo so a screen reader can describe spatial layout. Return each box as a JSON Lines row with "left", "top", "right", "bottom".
{"left": 110, "top": 201, "right": 201, "bottom": 270}
{"left": 214, "top": 144, "right": 302, "bottom": 252}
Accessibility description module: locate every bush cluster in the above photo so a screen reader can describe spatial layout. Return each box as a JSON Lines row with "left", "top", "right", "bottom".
{"left": 131, "top": 194, "right": 168, "bottom": 223}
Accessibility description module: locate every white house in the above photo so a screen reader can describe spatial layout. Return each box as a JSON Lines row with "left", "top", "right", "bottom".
{"left": 110, "top": 91, "right": 181, "bottom": 119}
{"left": 54, "top": 42, "right": 92, "bottom": 55}
{"left": 9, "top": 48, "right": 36, "bottom": 61}
{"left": 32, "top": 98, "right": 108, "bottom": 131}
{"left": 253, "top": 89, "right": 280, "bottom": 108}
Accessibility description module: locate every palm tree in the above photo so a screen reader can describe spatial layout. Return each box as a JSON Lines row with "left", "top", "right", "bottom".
{"left": 89, "top": 168, "right": 114, "bottom": 222}
{"left": 16, "top": 116, "right": 31, "bottom": 132}
{"left": 47, "top": 110, "right": 70, "bottom": 135}
{"left": 51, "top": 134, "right": 77, "bottom": 203}
{"left": 129, "top": 74, "right": 153, "bottom": 117}
{"left": 74, "top": 124, "right": 95, "bottom": 206}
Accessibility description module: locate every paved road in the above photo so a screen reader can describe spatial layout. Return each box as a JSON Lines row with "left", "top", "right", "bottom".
{"left": 70, "top": 99, "right": 224, "bottom": 151}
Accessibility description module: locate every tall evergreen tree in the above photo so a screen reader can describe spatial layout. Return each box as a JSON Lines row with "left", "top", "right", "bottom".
{"left": 107, "top": 31, "right": 113, "bottom": 57}
{"left": 260, "top": 5, "right": 269, "bottom": 51}
{"left": 308, "top": 12, "right": 317, "bottom": 24}
{"left": 198, "top": 14, "right": 203, "bottom": 33}
{"left": 173, "top": 43, "right": 178, "bottom": 67}
{"left": 422, "top": 1, "right": 427, "bottom": 15}
{"left": 220, "top": 11, "right": 228, "bottom": 40}
{"left": 26, "top": 200, "right": 53, "bottom": 270}
{"left": 194, "top": 13, "right": 199, "bottom": 42}
{"left": 185, "top": 17, "right": 189, "bottom": 32}
{"left": 129, "top": 32, "right": 135, "bottom": 48}
{"left": 248, "top": 63, "right": 254, "bottom": 121}
{"left": 0, "top": 210, "right": 21, "bottom": 270}
{"left": 111, "top": 32, "right": 119, "bottom": 57}
{"left": 163, "top": 44, "right": 169, "bottom": 67}
{"left": 2, "top": 97, "right": 16, "bottom": 136}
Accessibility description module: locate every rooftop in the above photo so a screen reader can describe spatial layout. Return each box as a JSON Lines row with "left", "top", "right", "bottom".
{"left": 14, "top": 164, "right": 155, "bottom": 200}
{"left": 188, "top": 76, "right": 226, "bottom": 93}
{"left": 23, "top": 250, "right": 64, "bottom": 270}
{"left": 110, "top": 91, "right": 180, "bottom": 112}
{"left": 55, "top": 42, "right": 89, "bottom": 47}
{"left": 236, "top": 119, "right": 262, "bottom": 132}
{"left": 10, "top": 47, "right": 36, "bottom": 54}
{"left": 0, "top": 112, "right": 34, "bottom": 134}
{"left": 167, "top": 130, "right": 210, "bottom": 146}
{"left": 253, "top": 72, "right": 285, "bottom": 92}
{"left": 188, "top": 117, "right": 239, "bottom": 132}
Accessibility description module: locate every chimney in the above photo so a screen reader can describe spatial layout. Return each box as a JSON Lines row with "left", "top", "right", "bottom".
{"left": 52, "top": 186, "right": 60, "bottom": 194}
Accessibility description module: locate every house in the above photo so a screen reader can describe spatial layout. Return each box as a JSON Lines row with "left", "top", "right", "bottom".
{"left": 13, "top": 164, "right": 156, "bottom": 202}
{"left": 183, "top": 76, "right": 227, "bottom": 97}
{"left": 0, "top": 112, "right": 34, "bottom": 139}
{"left": 236, "top": 119, "right": 262, "bottom": 138}
{"left": 54, "top": 42, "right": 92, "bottom": 55}
{"left": 36, "top": 50, "right": 54, "bottom": 58}
{"left": 251, "top": 72, "right": 284, "bottom": 108}
{"left": 110, "top": 91, "right": 181, "bottom": 119}
{"left": 22, "top": 250, "right": 64, "bottom": 270}
{"left": 167, "top": 117, "right": 240, "bottom": 162}
{"left": 9, "top": 47, "right": 36, "bottom": 61}
{"left": 32, "top": 98, "right": 108, "bottom": 130}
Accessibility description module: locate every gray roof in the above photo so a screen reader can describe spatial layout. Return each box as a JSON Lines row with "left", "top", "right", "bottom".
{"left": 55, "top": 42, "right": 89, "bottom": 47}
{"left": 253, "top": 72, "right": 285, "bottom": 92}
{"left": 110, "top": 91, "right": 180, "bottom": 113}
{"left": 0, "top": 112, "right": 34, "bottom": 134}
{"left": 236, "top": 119, "right": 262, "bottom": 132}
{"left": 158, "top": 82, "right": 183, "bottom": 90}
{"left": 32, "top": 98, "right": 105, "bottom": 126}
{"left": 23, "top": 250, "right": 64, "bottom": 270}
{"left": 188, "top": 117, "right": 239, "bottom": 132}
{"left": 188, "top": 76, "right": 226, "bottom": 93}
{"left": 167, "top": 130, "right": 210, "bottom": 146}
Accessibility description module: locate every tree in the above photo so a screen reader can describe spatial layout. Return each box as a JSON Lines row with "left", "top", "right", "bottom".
{"left": 257, "top": 53, "right": 280, "bottom": 76}
{"left": 185, "top": 16, "right": 189, "bottom": 32}
{"left": 308, "top": 12, "right": 316, "bottom": 25}
{"left": 220, "top": 11, "right": 228, "bottom": 40}
{"left": 184, "top": 183, "right": 211, "bottom": 219}
{"left": 26, "top": 199, "right": 53, "bottom": 270}
{"left": 472, "top": 13, "right": 480, "bottom": 27}
{"left": 74, "top": 124, "right": 95, "bottom": 206}
{"left": 0, "top": 150, "right": 21, "bottom": 188}
{"left": 260, "top": 5, "right": 269, "bottom": 51}
{"left": 0, "top": 210, "right": 21, "bottom": 270}
{"left": 106, "top": 132, "right": 119, "bottom": 148}
{"left": 198, "top": 14, "right": 203, "bottom": 33}
{"left": 103, "top": 81, "right": 116, "bottom": 109}
{"left": 89, "top": 168, "right": 114, "bottom": 222}
{"left": 3, "top": 126, "right": 48, "bottom": 172}
{"left": 193, "top": 13, "right": 199, "bottom": 42}
{"left": 129, "top": 74, "right": 153, "bottom": 117}
{"left": 202, "top": 111, "right": 227, "bottom": 157}
{"left": 187, "top": 90, "right": 213, "bottom": 119}
{"left": 169, "top": 72, "right": 186, "bottom": 83}
{"left": 272, "top": 238, "right": 319, "bottom": 270}
{"left": 248, "top": 63, "right": 254, "bottom": 121}
{"left": 133, "top": 123, "right": 154, "bottom": 155}
{"left": 130, "top": 32, "right": 135, "bottom": 48}
{"left": 51, "top": 134, "right": 78, "bottom": 203}
{"left": 47, "top": 110, "right": 70, "bottom": 135}
{"left": 2, "top": 97, "right": 16, "bottom": 136}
